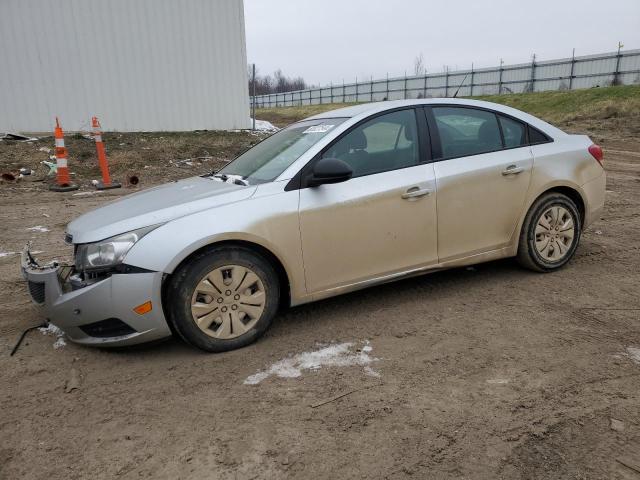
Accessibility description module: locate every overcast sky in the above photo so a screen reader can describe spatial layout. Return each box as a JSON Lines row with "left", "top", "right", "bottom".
{"left": 244, "top": 0, "right": 640, "bottom": 85}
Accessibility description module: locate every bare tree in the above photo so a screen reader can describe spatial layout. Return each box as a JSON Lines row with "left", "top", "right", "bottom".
{"left": 249, "top": 66, "right": 308, "bottom": 95}
{"left": 414, "top": 53, "right": 425, "bottom": 76}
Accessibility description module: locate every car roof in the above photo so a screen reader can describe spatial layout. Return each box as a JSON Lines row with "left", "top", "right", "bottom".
{"left": 306, "top": 98, "right": 566, "bottom": 138}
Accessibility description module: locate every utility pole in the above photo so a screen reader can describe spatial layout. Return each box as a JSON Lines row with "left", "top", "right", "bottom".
{"left": 569, "top": 48, "right": 576, "bottom": 90}
{"left": 614, "top": 41, "right": 624, "bottom": 86}
{"left": 251, "top": 63, "right": 256, "bottom": 131}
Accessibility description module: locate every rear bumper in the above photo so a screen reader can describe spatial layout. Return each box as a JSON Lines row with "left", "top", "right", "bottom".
{"left": 21, "top": 246, "right": 172, "bottom": 347}
{"left": 582, "top": 170, "right": 606, "bottom": 229}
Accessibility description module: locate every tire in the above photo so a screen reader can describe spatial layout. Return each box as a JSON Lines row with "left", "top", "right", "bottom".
{"left": 165, "top": 246, "right": 280, "bottom": 352}
{"left": 516, "top": 192, "right": 581, "bottom": 272}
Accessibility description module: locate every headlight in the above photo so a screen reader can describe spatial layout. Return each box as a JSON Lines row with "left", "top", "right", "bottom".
{"left": 75, "top": 225, "right": 159, "bottom": 272}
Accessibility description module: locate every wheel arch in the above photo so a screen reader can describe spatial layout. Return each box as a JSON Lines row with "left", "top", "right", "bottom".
{"left": 542, "top": 186, "right": 585, "bottom": 226}
{"left": 519, "top": 183, "right": 586, "bottom": 233}
{"left": 162, "top": 238, "right": 292, "bottom": 311}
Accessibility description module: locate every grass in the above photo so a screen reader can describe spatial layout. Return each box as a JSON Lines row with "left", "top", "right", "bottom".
{"left": 256, "top": 84, "right": 640, "bottom": 128}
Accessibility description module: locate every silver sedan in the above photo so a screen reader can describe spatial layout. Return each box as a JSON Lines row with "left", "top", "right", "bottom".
{"left": 22, "top": 99, "right": 606, "bottom": 352}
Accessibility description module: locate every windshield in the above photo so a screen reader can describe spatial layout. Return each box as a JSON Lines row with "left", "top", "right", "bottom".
{"left": 216, "top": 118, "right": 347, "bottom": 184}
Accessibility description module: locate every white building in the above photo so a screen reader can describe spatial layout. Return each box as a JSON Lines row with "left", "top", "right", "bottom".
{"left": 0, "top": 0, "right": 250, "bottom": 132}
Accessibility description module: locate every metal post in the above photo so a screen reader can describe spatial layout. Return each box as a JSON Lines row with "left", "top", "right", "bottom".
{"left": 370, "top": 76, "right": 374, "bottom": 102}
{"left": 386, "top": 73, "right": 389, "bottom": 100}
{"left": 251, "top": 64, "right": 256, "bottom": 130}
{"left": 444, "top": 66, "right": 449, "bottom": 97}
{"left": 613, "top": 41, "right": 623, "bottom": 86}
{"left": 423, "top": 72, "right": 427, "bottom": 98}
{"left": 342, "top": 79, "right": 345, "bottom": 103}
{"left": 470, "top": 63, "right": 474, "bottom": 96}
{"left": 498, "top": 58, "right": 503, "bottom": 95}
{"left": 530, "top": 54, "right": 536, "bottom": 92}
{"left": 330, "top": 82, "right": 334, "bottom": 104}
{"left": 569, "top": 48, "right": 576, "bottom": 90}
{"left": 355, "top": 77, "right": 358, "bottom": 102}
{"left": 404, "top": 71, "right": 407, "bottom": 99}
{"left": 309, "top": 89, "right": 312, "bottom": 105}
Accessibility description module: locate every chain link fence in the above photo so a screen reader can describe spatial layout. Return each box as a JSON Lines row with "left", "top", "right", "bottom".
{"left": 252, "top": 49, "right": 640, "bottom": 108}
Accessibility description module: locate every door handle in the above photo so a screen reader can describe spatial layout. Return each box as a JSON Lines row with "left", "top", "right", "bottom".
{"left": 502, "top": 165, "right": 525, "bottom": 176}
{"left": 402, "top": 186, "right": 432, "bottom": 199}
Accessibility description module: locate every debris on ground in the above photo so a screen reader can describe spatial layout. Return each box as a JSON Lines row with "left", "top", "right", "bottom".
{"left": 65, "top": 368, "right": 81, "bottom": 393}
{"left": 0, "top": 252, "right": 18, "bottom": 258}
{"left": 244, "top": 341, "right": 379, "bottom": 385}
{"left": 626, "top": 347, "right": 640, "bottom": 365}
{"left": 41, "top": 160, "right": 57, "bottom": 177}
{"left": 39, "top": 323, "right": 66, "bottom": 349}
{"left": 610, "top": 418, "right": 625, "bottom": 432}
{"left": 310, "top": 383, "right": 380, "bottom": 408}
{"left": 1, "top": 132, "right": 39, "bottom": 142}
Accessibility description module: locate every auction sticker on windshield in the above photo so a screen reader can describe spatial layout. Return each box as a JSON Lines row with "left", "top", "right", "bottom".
{"left": 303, "top": 124, "right": 335, "bottom": 134}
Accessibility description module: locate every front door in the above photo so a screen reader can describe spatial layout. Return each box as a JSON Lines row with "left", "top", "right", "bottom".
{"left": 298, "top": 109, "right": 438, "bottom": 293}
{"left": 428, "top": 106, "right": 534, "bottom": 261}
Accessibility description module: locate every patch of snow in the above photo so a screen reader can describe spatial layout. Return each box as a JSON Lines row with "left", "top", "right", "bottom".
{"left": 27, "top": 226, "right": 49, "bottom": 233}
{"left": 39, "top": 323, "right": 66, "bottom": 349}
{"left": 72, "top": 191, "right": 104, "bottom": 197}
{"left": 364, "top": 366, "right": 381, "bottom": 378}
{"left": 627, "top": 347, "right": 640, "bottom": 365}
{"left": 0, "top": 251, "right": 18, "bottom": 258}
{"left": 244, "top": 341, "right": 379, "bottom": 385}
{"left": 248, "top": 118, "right": 279, "bottom": 132}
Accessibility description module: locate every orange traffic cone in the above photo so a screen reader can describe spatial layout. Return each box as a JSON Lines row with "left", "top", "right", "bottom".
{"left": 92, "top": 117, "right": 120, "bottom": 190}
{"left": 49, "top": 117, "right": 78, "bottom": 192}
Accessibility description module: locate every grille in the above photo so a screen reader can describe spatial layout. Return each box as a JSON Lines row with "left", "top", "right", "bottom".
{"left": 79, "top": 318, "right": 136, "bottom": 338}
{"left": 28, "top": 281, "right": 45, "bottom": 304}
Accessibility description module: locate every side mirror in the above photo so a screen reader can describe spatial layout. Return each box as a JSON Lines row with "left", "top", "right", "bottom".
{"left": 308, "top": 158, "right": 353, "bottom": 187}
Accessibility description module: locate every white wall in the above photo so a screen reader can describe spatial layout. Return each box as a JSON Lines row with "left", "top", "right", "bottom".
{"left": 0, "top": 0, "right": 250, "bottom": 132}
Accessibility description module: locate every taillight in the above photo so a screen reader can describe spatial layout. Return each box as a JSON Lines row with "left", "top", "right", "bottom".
{"left": 588, "top": 144, "right": 604, "bottom": 166}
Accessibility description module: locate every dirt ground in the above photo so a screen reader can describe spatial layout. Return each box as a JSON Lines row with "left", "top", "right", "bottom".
{"left": 1, "top": 117, "right": 640, "bottom": 479}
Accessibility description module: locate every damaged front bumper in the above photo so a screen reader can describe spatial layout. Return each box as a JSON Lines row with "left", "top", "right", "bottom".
{"left": 20, "top": 244, "right": 172, "bottom": 347}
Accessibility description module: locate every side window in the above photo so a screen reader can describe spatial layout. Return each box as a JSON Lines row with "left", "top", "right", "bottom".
{"left": 322, "top": 109, "right": 419, "bottom": 177}
{"left": 498, "top": 115, "right": 527, "bottom": 148}
{"left": 432, "top": 107, "right": 503, "bottom": 159}
{"left": 528, "top": 126, "right": 550, "bottom": 144}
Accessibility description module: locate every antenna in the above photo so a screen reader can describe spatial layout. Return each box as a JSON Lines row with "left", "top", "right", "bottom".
{"left": 453, "top": 72, "right": 469, "bottom": 98}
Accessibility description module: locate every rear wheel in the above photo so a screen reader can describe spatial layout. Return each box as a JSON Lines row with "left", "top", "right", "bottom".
{"left": 517, "top": 193, "right": 581, "bottom": 272}
{"left": 166, "top": 247, "right": 280, "bottom": 352}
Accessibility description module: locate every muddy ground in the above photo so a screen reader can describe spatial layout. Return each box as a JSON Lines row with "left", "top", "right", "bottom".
{"left": 1, "top": 118, "right": 640, "bottom": 479}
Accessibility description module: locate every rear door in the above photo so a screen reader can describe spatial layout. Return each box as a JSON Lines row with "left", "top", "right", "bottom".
{"left": 426, "top": 106, "right": 533, "bottom": 261}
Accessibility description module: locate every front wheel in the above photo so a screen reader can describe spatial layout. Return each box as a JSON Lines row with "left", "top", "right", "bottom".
{"left": 166, "top": 247, "right": 280, "bottom": 352}
{"left": 516, "top": 193, "right": 581, "bottom": 272}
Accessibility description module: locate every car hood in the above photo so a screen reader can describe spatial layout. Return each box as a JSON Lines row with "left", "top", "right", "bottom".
{"left": 67, "top": 176, "right": 256, "bottom": 244}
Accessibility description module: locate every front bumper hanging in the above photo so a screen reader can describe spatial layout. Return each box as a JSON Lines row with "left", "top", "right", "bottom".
{"left": 21, "top": 244, "right": 172, "bottom": 347}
